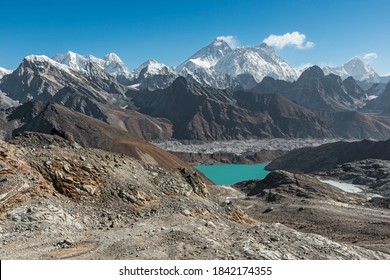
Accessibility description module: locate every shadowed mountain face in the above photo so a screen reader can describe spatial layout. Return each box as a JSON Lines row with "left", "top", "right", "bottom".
{"left": 130, "top": 77, "right": 333, "bottom": 140}
{"left": 267, "top": 138, "right": 390, "bottom": 173}
{"left": 364, "top": 82, "right": 390, "bottom": 114}
{"left": 251, "top": 66, "right": 368, "bottom": 111}
{"left": 6, "top": 101, "right": 184, "bottom": 169}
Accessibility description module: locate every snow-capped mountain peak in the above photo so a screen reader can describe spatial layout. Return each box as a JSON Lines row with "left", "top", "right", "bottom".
{"left": 52, "top": 51, "right": 131, "bottom": 78}
{"left": 0, "top": 67, "right": 12, "bottom": 78}
{"left": 177, "top": 37, "right": 233, "bottom": 72}
{"left": 214, "top": 44, "right": 298, "bottom": 82}
{"left": 52, "top": 51, "right": 90, "bottom": 73}
{"left": 176, "top": 38, "right": 298, "bottom": 88}
{"left": 343, "top": 57, "right": 377, "bottom": 79}
{"left": 132, "top": 59, "right": 175, "bottom": 78}
{"left": 24, "top": 55, "right": 76, "bottom": 76}
{"left": 102, "top": 52, "right": 130, "bottom": 77}
{"left": 323, "top": 57, "right": 381, "bottom": 83}
{"left": 104, "top": 52, "right": 123, "bottom": 63}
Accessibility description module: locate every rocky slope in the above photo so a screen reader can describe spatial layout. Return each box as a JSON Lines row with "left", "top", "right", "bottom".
{"left": 1, "top": 136, "right": 389, "bottom": 260}
{"left": 4, "top": 102, "right": 182, "bottom": 169}
{"left": 233, "top": 171, "right": 390, "bottom": 255}
{"left": 318, "top": 159, "right": 390, "bottom": 200}
{"left": 319, "top": 110, "right": 390, "bottom": 139}
{"left": 267, "top": 138, "right": 390, "bottom": 173}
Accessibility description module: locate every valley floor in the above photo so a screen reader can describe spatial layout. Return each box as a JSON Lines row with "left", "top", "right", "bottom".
{"left": 153, "top": 138, "right": 354, "bottom": 155}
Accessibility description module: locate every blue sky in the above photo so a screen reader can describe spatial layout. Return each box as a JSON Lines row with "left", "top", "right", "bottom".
{"left": 1, "top": 0, "right": 389, "bottom": 74}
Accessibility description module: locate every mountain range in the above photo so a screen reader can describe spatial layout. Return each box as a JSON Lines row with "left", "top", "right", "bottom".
{"left": 1, "top": 37, "right": 390, "bottom": 142}
{"left": 1, "top": 37, "right": 388, "bottom": 92}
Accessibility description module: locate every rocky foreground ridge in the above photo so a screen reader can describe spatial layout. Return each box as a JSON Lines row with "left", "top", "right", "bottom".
{"left": 0, "top": 134, "right": 389, "bottom": 259}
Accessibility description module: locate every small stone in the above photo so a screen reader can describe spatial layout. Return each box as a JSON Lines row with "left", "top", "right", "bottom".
{"left": 80, "top": 156, "right": 86, "bottom": 161}
{"left": 205, "top": 221, "right": 216, "bottom": 228}
{"left": 263, "top": 207, "right": 274, "bottom": 213}
{"left": 270, "top": 235, "right": 280, "bottom": 242}
{"left": 181, "top": 209, "right": 192, "bottom": 217}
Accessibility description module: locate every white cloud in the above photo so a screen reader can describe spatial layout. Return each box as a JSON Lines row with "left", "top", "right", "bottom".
{"left": 263, "top": 32, "right": 315, "bottom": 50}
{"left": 216, "top": 35, "right": 239, "bottom": 48}
{"left": 363, "top": 52, "right": 378, "bottom": 61}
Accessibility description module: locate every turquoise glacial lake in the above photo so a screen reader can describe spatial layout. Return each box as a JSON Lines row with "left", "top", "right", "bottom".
{"left": 195, "top": 164, "right": 269, "bottom": 185}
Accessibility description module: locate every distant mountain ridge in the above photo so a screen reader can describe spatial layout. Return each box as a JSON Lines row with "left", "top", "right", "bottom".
{"left": 323, "top": 57, "right": 390, "bottom": 84}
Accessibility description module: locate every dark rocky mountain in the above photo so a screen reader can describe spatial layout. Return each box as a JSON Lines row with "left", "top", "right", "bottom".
{"left": 284, "top": 66, "right": 367, "bottom": 111}
{"left": 363, "top": 82, "right": 390, "bottom": 114}
{"left": 250, "top": 66, "right": 368, "bottom": 111}
{"left": 366, "top": 82, "right": 388, "bottom": 97}
{"left": 316, "top": 110, "right": 390, "bottom": 139}
{"left": 6, "top": 101, "right": 183, "bottom": 168}
{"left": 234, "top": 91, "right": 333, "bottom": 137}
{"left": 267, "top": 138, "right": 390, "bottom": 173}
{"left": 130, "top": 77, "right": 333, "bottom": 140}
